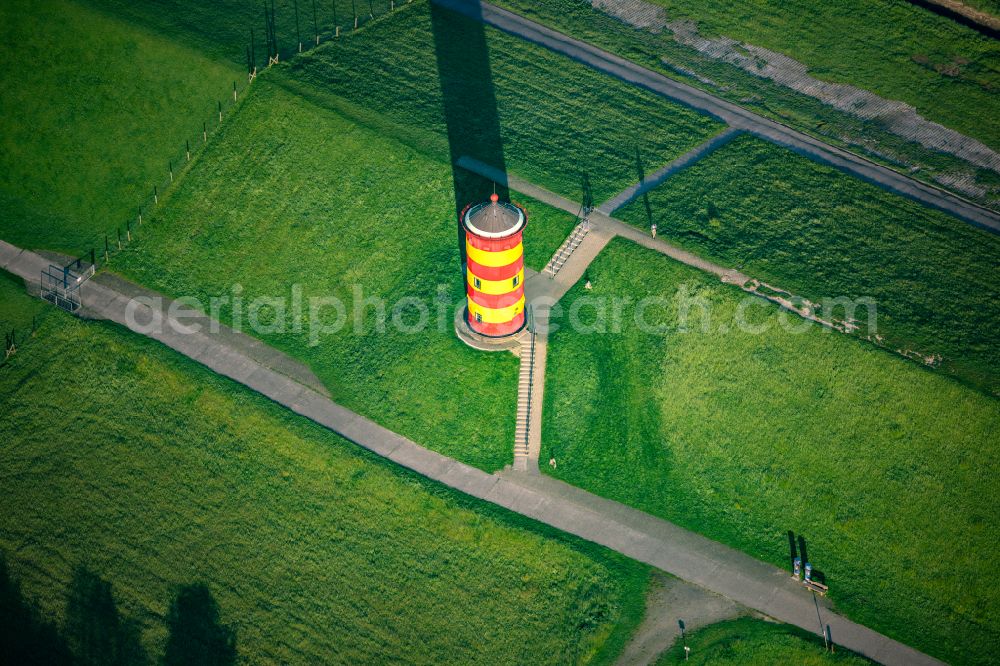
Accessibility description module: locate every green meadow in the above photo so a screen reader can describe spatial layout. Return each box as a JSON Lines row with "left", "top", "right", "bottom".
{"left": 0, "top": 274, "right": 649, "bottom": 663}
{"left": 657, "top": 617, "right": 871, "bottom": 665}
{"left": 0, "top": 0, "right": 240, "bottom": 254}
{"left": 542, "top": 239, "right": 1000, "bottom": 665}
{"left": 618, "top": 135, "right": 1000, "bottom": 395}
{"left": 0, "top": 272, "right": 48, "bottom": 334}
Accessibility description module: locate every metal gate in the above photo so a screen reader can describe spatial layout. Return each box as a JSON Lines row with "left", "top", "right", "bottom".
{"left": 40, "top": 263, "right": 94, "bottom": 312}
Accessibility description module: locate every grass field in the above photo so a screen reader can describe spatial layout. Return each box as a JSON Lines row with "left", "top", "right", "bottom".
{"left": 0, "top": 273, "right": 649, "bottom": 664}
{"left": 0, "top": 0, "right": 241, "bottom": 254}
{"left": 0, "top": 272, "right": 48, "bottom": 335}
{"left": 656, "top": 617, "right": 870, "bottom": 665}
{"left": 282, "top": 0, "right": 725, "bottom": 202}
{"left": 111, "top": 77, "right": 583, "bottom": 471}
{"left": 542, "top": 239, "right": 1000, "bottom": 665}
{"left": 618, "top": 135, "right": 1000, "bottom": 395}
{"left": 494, "top": 0, "right": 1000, "bottom": 207}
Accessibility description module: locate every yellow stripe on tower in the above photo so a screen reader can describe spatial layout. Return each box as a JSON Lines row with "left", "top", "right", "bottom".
{"left": 468, "top": 268, "right": 524, "bottom": 295}
{"left": 467, "top": 296, "right": 525, "bottom": 324}
{"left": 466, "top": 241, "right": 523, "bottom": 267}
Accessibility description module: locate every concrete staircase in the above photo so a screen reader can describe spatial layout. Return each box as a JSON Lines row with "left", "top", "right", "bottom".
{"left": 543, "top": 218, "right": 590, "bottom": 277}
{"left": 513, "top": 331, "right": 536, "bottom": 470}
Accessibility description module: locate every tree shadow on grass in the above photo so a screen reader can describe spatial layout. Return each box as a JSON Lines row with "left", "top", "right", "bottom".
{"left": 162, "top": 583, "right": 236, "bottom": 666}
{"left": 65, "top": 567, "right": 148, "bottom": 666}
{"left": 0, "top": 554, "right": 73, "bottom": 665}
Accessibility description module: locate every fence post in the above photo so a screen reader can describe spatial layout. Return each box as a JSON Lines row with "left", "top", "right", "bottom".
{"left": 169, "top": 160, "right": 174, "bottom": 183}
{"left": 186, "top": 139, "right": 191, "bottom": 161}
{"left": 90, "top": 248, "right": 95, "bottom": 267}
{"left": 105, "top": 235, "right": 110, "bottom": 261}
{"left": 138, "top": 205, "right": 143, "bottom": 225}
{"left": 126, "top": 219, "right": 132, "bottom": 242}
{"left": 233, "top": 81, "right": 238, "bottom": 102}
{"left": 154, "top": 185, "right": 158, "bottom": 205}
{"left": 218, "top": 101, "right": 223, "bottom": 123}
{"left": 294, "top": 0, "right": 302, "bottom": 52}
{"left": 312, "top": 0, "right": 319, "bottom": 45}
{"left": 203, "top": 122, "right": 208, "bottom": 143}
{"left": 117, "top": 228, "right": 122, "bottom": 250}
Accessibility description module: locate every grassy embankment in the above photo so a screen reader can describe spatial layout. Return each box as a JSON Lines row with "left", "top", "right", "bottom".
{"left": 618, "top": 134, "right": 1000, "bottom": 395}
{"left": 85, "top": 0, "right": 399, "bottom": 65}
{"left": 281, "top": 0, "right": 725, "bottom": 202}
{"left": 0, "top": 273, "right": 649, "bottom": 664}
{"left": 543, "top": 239, "right": 1000, "bottom": 665}
{"left": 494, "top": 0, "right": 1000, "bottom": 207}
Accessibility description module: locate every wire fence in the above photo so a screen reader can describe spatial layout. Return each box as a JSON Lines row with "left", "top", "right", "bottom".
{"left": 61, "top": 0, "right": 411, "bottom": 277}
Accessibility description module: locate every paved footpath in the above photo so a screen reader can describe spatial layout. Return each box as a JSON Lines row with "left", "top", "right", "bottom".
{"left": 1, "top": 240, "right": 944, "bottom": 666}
{"left": 437, "top": 0, "right": 1000, "bottom": 234}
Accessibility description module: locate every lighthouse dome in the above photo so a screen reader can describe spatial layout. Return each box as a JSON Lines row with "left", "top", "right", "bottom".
{"left": 463, "top": 199, "right": 526, "bottom": 239}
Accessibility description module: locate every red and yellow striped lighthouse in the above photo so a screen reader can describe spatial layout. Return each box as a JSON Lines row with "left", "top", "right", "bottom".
{"left": 462, "top": 193, "right": 527, "bottom": 337}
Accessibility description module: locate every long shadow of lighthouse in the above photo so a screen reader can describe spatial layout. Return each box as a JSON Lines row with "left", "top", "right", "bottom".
{"left": 430, "top": 0, "right": 511, "bottom": 263}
